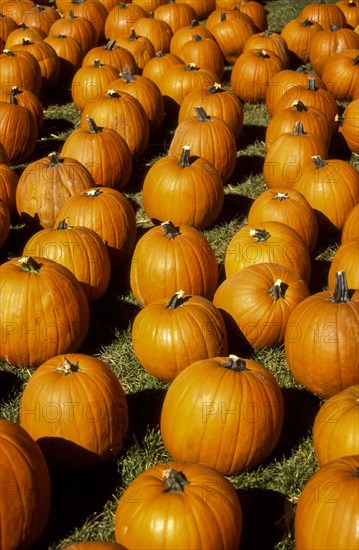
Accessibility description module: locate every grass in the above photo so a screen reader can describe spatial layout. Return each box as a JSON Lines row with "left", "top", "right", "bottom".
{"left": 0, "top": 0, "right": 357, "bottom": 548}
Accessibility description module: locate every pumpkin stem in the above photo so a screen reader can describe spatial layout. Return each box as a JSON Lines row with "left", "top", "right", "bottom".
{"left": 329, "top": 271, "right": 351, "bottom": 303}
{"left": 256, "top": 49, "right": 270, "bottom": 58}
{"left": 220, "top": 12, "right": 227, "bottom": 21}
{"left": 301, "top": 18, "right": 315, "bottom": 27}
{"left": 208, "top": 82, "right": 222, "bottom": 94}
{"left": 311, "top": 155, "right": 328, "bottom": 169}
{"left": 9, "top": 94, "right": 19, "bottom": 105}
{"left": 189, "top": 19, "right": 200, "bottom": 28}
{"left": 166, "top": 290, "right": 186, "bottom": 309}
{"left": 178, "top": 145, "right": 191, "bottom": 167}
{"left": 268, "top": 279, "right": 287, "bottom": 301}
{"left": 294, "top": 121, "right": 307, "bottom": 135}
{"left": 104, "top": 39, "right": 116, "bottom": 50}
{"left": 86, "top": 115, "right": 102, "bottom": 134}
{"left": 129, "top": 28, "right": 137, "bottom": 41}
{"left": 262, "top": 29, "right": 272, "bottom": 37}
{"left": 107, "top": 89, "right": 120, "bottom": 98}
{"left": 329, "top": 23, "right": 339, "bottom": 31}
{"left": 161, "top": 220, "right": 181, "bottom": 239}
{"left": 296, "top": 65, "right": 310, "bottom": 73}
{"left": 68, "top": 9, "right": 75, "bottom": 19}
{"left": 192, "top": 34, "right": 203, "bottom": 42}
{"left": 48, "top": 151, "right": 63, "bottom": 166}
{"left": 155, "top": 51, "right": 164, "bottom": 57}
{"left": 185, "top": 63, "right": 199, "bottom": 71}
{"left": 18, "top": 256, "right": 42, "bottom": 273}
{"left": 162, "top": 469, "right": 190, "bottom": 493}
{"left": 353, "top": 54, "right": 359, "bottom": 66}
{"left": 222, "top": 355, "right": 249, "bottom": 372}
{"left": 55, "top": 356, "right": 81, "bottom": 375}
{"left": 119, "top": 72, "right": 135, "bottom": 82}
{"left": 94, "top": 59, "right": 103, "bottom": 68}
{"left": 274, "top": 192, "right": 289, "bottom": 201}
{"left": 293, "top": 100, "right": 308, "bottom": 112}
{"left": 307, "top": 77, "right": 317, "bottom": 91}
{"left": 249, "top": 228, "right": 270, "bottom": 242}
{"left": 194, "top": 106, "right": 210, "bottom": 122}
{"left": 56, "top": 218, "right": 71, "bottom": 230}
{"left": 84, "top": 188, "right": 102, "bottom": 197}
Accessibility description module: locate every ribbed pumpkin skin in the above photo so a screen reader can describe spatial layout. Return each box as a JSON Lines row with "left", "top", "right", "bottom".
{"left": 0, "top": 49, "right": 42, "bottom": 96}
{"left": 0, "top": 419, "right": 51, "bottom": 550}
{"left": 0, "top": 162, "right": 18, "bottom": 216}
{"left": 141, "top": 149, "right": 224, "bottom": 230}
{"left": 22, "top": 222, "right": 111, "bottom": 303}
{"left": 309, "top": 27, "right": 359, "bottom": 76}
{"left": 160, "top": 356, "right": 284, "bottom": 474}
{"left": 54, "top": 187, "right": 136, "bottom": 269}
{"left": 224, "top": 220, "right": 311, "bottom": 284}
{"left": 130, "top": 222, "right": 219, "bottom": 306}
{"left": 132, "top": 292, "right": 228, "bottom": 380}
{"left": 328, "top": 240, "right": 359, "bottom": 291}
{"left": 19, "top": 354, "right": 129, "bottom": 470}
{"left": 0, "top": 97, "right": 38, "bottom": 164}
{"left": 284, "top": 280, "right": 359, "bottom": 398}
{"left": 247, "top": 188, "right": 318, "bottom": 252}
{"left": 338, "top": 98, "right": 359, "bottom": 153}
{"left": 322, "top": 48, "right": 359, "bottom": 101}
{"left": 114, "top": 461, "right": 242, "bottom": 549}
{"left": 294, "top": 455, "right": 359, "bottom": 550}
{"left": 312, "top": 385, "right": 359, "bottom": 466}
{"left": 213, "top": 262, "right": 310, "bottom": 349}
{"left": 0, "top": 256, "right": 90, "bottom": 368}
{"left": 342, "top": 203, "right": 359, "bottom": 243}
{"left": 299, "top": 1, "right": 347, "bottom": 30}
{"left": 280, "top": 17, "right": 323, "bottom": 63}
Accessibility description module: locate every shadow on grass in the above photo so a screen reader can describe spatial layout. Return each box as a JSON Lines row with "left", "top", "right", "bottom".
{"left": 237, "top": 487, "right": 293, "bottom": 550}
{"left": 237, "top": 125, "right": 267, "bottom": 149}
{"left": 0, "top": 370, "right": 23, "bottom": 404}
{"left": 127, "top": 387, "right": 168, "bottom": 441}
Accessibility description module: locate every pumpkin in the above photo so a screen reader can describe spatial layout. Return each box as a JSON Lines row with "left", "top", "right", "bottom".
{"left": 0, "top": 84, "right": 44, "bottom": 132}
{"left": 280, "top": 17, "right": 323, "bottom": 64}
{"left": 168, "top": 106, "right": 237, "bottom": 183}
{"left": 0, "top": 0, "right": 35, "bottom": 25}
{"left": 23, "top": 218, "right": 111, "bottom": 303}
{"left": 0, "top": 256, "right": 90, "bottom": 368}
{"left": 0, "top": 162, "right": 18, "bottom": 217}
{"left": 265, "top": 99, "right": 332, "bottom": 152}
{"left": 0, "top": 198, "right": 10, "bottom": 249}
{"left": 160, "top": 355, "right": 284, "bottom": 474}
{"left": 180, "top": 0, "right": 215, "bottom": 20}
{"left": 0, "top": 93, "right": 38, "bottom": 164}
{"left": 105, "top": 2, "right": 147, "bottom": 40}
{"left": 213, "top": 262, "right": 310, "bottom": 350}
{"left": 81, "top": 39, "right": 138, "bottom": 75}
{"left": 114, "top": 28, "right": 155, "bottom": 71}
{"left": 81, "top": 88, "right": 150, "bottom": 159}
{"left": 247, "top": 188, "right": 318, "bottom": 252}
{"left": 0, "top": 419, "right": 51, "bottom": 550}
{"left": 224, "top": 220, "right": 312, "bottom": 283}
{"left": 16, "top": 151, "right": 95, "bottom": 230}
{"left": 293, "top": 155, "right": 359, "bottom": 235}
{"left": 294, "top": 455, "right": 359, "bottom": 550}
{"left": 342, "top": 202, "right": 359, "bottom": 243}
{"left": 108, "top": 71, "right": 164, "bottom": 133}
{"left": 284, "top": 271, "right": 359, "bottom": 398}
{"left": 309, "top": 25, "right": 359, "bottom": 76}
{"left": 321, "top": 48, "right": 359, "bottom": 101}
{"left": 61, "top": 116, "right": 133, "bottom": 190}
{"left": 142, "top": 145, "right": 224, "bottom": 230}
{"left": 243, "top": 29, "right": 290, "bottom": 68}
{"left": 337, "top": 98, "right": 359, "bottom": 153}
{"left": 238, "top": 0, "right": 268, "bottom": 32}
{"left": 11, "top": 37, "right": 61, "bottom": 92}
{"left": 169, "top": 19, "right": 214, "bottom": 58}
{"left": 71, "top": 59, "right": 119, "bottom": 111}
{"left": 207, "top": 10, "right": 256, "bottom": 65}
{"left": 21, "top": 3, "right": 61, "bottom": 34}
{"left": 299, "top": 1, "right": 347, "bottom": 30}
{"left": 133, "top": 14, "right": 173, "bottom": 53}
{"left": 4, "top": 23, "right": 46, "bottom": 49}
{"left": 328, "top": 240, "right": 359, "bottom": 291}
{"left": 336, "top": 0, "right": 359, "bottom": 29}
{"left": 130, "top": 0, "right": 166, "bottom": 16}
{"left": 231, "top": 48, "right": 285, "bottom": 103}
{"left": 179, "top": 33, "right": 225, "bottom": 80}
{"left": 312, "top": 384, "right": 359, "bottom": 466}
{"left": 0, "top": 12, "right": 18, "bottom": 43}
{"left": 114, "top": 461, "right": 242, "bottom": 549}
{"left": 141, "top": 50, "right": 184, "bottom": 88}
{"left": 54, "top": 187, "right": 136, "bottom": 269}
{"left": 130, "top": 220, "right": 219, "bottom": 306}
{"left": 263, "top": 121, "right": 329, "bottom": 190}
{"left": 61, "top": 0, "right": 108, "bottom": 45}
{"left": 153, "top": 0, "right": 197, "bottom": 34}
{"left": 20, "top": 353, "right": 129, "bottom": 469}
{"left": 132, "top": 289, "right": 228, "bottom": 380}
{"left": 47, "top": 9, "right": 97, "bottom": 55}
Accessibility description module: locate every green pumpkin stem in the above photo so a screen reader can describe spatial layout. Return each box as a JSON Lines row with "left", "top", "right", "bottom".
{"left": 166, "top": 290, "right": 186, "bottom": 309}
{"left": 249, "top": 228, "right": 271, "bottom": 242}
{"left": 179, "top": 145, "right": 191, "bottom": 167}
{"left": 274, "top": 192, "right": 289, "bottom": 201}
{"left": 18, "top": 256, "right": 42, "bottom": 273}
{"left": 262, "top": 29, "right": 272, "bottom": 37}
{"left": 162, "top": 469, "right": 190, "bottom": 492}
{"left": 161, "top": 220, "right": 181, "bottom": 239}
{"left": 223, "top": 355, "right": 249, "bottom": 372}
{"left": 55, "top": 356, "right": 81, "bottom": 375}
{"left": 312, "top": 155, "right": 328, "bottom": 168}
{"left": 329, "top": 271, "right": 351, "bottom": 303}
{"left": 268, "top": 279, "right": 287, "bottom": 301}
{"left": 194, "top": 106, "right": 210, "bottom": 122}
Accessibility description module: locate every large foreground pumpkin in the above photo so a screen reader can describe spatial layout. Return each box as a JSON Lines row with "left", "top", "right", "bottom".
{"left": 0, "top": 256, "right": 90, "bottom": 368}
{"left": 20, "top": 354, "right": 129, "bottom": 469}
{"left": 160, "top": 355, "right": 284, "bottom": 474}
{"left": 114, "top": 461, "right": 242, "bottom": 549}
{"left": 0, "top": 419, "right": 51, "bottom": 550}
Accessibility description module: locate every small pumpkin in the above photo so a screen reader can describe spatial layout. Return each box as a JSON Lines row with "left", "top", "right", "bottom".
{"left": 132, "top": 289, "right": 228, "bottom": 380}
{"left": 312, "top": 384, "right": 359, "bottom": 466}
{"left": 160, "top": 355, "right": 284, "bottom": 474}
